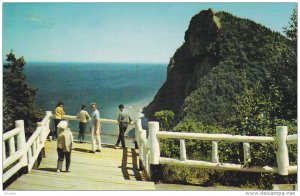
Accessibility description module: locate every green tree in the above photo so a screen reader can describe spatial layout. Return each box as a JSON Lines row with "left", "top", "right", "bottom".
{"left": 154, "top": 110, "right": 174, "bottom": 130}
{"left": 3, "top": 51, "right": 43, "bottom": 134}
{"left": 284, "top": 8, "right": 297, "bottom": 45}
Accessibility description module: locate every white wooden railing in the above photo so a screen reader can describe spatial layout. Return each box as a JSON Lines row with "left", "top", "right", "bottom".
{"left": 3, "top": 111, "right": 297, "bottom": 183}
{"left": 134, "top": 120, "right": 297, "bottom": 180}
{"left": 3, "top": 111, "right": 52, "bottom": 183}
{"left": 62, "top": 115, "right": 119, "bottom": 125}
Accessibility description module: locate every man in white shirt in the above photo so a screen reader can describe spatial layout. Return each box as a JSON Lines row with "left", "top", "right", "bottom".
{"left": 90, "top": 103, "right": 101, "bottom": 153}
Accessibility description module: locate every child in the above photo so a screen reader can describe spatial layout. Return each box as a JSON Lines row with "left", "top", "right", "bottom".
{"left": 56, "top": 121, "right": 74, "bottom": 173}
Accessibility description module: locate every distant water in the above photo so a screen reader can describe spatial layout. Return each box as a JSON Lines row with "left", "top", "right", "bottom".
{"left": 25, "top": 62, "right": 167, "bottom": 145}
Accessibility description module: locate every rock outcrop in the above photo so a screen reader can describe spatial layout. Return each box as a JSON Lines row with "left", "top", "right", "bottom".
{"left": 144, "top": 9, "right": 220, "bottom": 118}
{"left": 143, "top": 9, "right": 295, "bottom": 126}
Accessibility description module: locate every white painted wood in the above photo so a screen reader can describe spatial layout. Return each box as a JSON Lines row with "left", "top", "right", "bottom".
{"left": 159, "top": 157, "right": 277, "bottom": 173}
{"left": 62, "top": 115, "right": 119, "bottom": 124}
{"left": 3, "top": 142, "right": 6, "bottom": 160}
{"left": 27, "top": 147, "right": 33, "bottom": 169}
{"left": 3, "top": 162, "right": 24, "bottom": 183}
{"left": 37, "top": 122, "right": 44, "bottom": 144}
{"left": 3, "top": 150, "right": 23, "bottom": 169}
{"left": 148, "top": 121, "right": 160, "bottom": 165}
{"left": 288, "top": 166, "right": 297, "bottom": 174}
{"left": 8, "top": 137, "right": 16, "bottom": 156}
{"left": 15, "top": 120, "right": 27, "bottom": 167}
{"left": 212, "top": 141, "right": 219, "bottom": 163}
{"left": 287, "top": 134, "right": 297, "bottom": 145}
{"left": 157, "top": 131, "right": 275, "bottom": 143}
{"left": 180, "top": 139, "right": 187, "bottom": 161}
{"left": 3, "top": 128, "right": 21, "bottom": 141}
{"left": 276, "top": 126, "right": 289, "bottom": 175}
{"left": 243, "top": 142, "right": 251, "bottom": 165}
{"left": 32, "top": 141, "right": 37, "bottom": 157}
{"left": 135, "top": 119, "right": 142, "bottom": 149}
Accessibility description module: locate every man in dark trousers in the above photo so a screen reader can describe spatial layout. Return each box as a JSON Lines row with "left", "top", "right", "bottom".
{"left": 115, "top": 104, "right": 132, "bottom": 149}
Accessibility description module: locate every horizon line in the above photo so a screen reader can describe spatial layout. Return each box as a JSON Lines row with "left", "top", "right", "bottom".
{"left": 3, "top": 60, "right": 169, "bottom": 65}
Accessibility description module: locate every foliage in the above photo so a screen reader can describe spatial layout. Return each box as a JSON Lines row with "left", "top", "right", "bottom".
{"left": 3, "top": 52, "right": 43, "bottom": 134}
{"left": 160, "top": 165, "right": 211, "bottom": 185}
{"left": 154, "top": 110, "right": 174, "bottom": 130}
{"left": 146, "top": 10, "right": 297, "bottom": 128}
{"left": 150, "top": 9, "right": 297, "bottom": 189}
{"left": 284, "top": 7, "right": 297, "bottom": 45}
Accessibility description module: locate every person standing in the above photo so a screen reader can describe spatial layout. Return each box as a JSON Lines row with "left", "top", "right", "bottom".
{"left": 56, "top": 121, "right": 73, "bottom": 173}
{"left": 53, "top": 101, "right": 65, "bottom": 140}
{"left": 115, "top": 104, "right": 132, "bottom": 149}
{"left": 77, "top": 104, "right": 90, "bottom": 143}
{"left": 90, "top": 103, "right": 102, "bottom": 153}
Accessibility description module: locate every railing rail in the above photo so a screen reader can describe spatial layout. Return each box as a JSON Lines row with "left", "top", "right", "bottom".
{"left": 3, "top": 111, "right": 52, "bottom": 183}
{"left": 134, "top": 120, "right": 298, "bottom": 180}
{"left": 62, "top": 115, "right": 119, "bottom": 125}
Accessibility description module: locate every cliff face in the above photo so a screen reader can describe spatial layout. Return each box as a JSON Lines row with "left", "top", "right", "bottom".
{"left": 143, "top": 9, "right": 295, "bottom": 126}
{"left": 144, "top": 9, "right": 220, "bottom": 118}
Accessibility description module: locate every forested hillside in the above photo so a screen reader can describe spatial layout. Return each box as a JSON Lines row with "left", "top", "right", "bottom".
{"left": 144, "top": 9, "right": 297, "bottom": 128}
{"left": 143, "top": 9, "right": 297, "bottom": 188}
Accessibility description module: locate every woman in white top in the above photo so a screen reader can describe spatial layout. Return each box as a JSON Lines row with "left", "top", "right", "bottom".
{"left": 77, "top": 104, "right": 90, "bottom": 143}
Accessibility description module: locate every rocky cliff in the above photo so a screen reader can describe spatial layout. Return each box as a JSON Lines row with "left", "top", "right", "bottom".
{"left": 144, "top": 9, "right": 220, "bottom": 117}
{"left": 143, "top": 9, "right": 296, "bottom": 126}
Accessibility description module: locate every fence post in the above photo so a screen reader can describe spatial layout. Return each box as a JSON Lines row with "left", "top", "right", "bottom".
{"left": 36, "top": 122, "right": 43, "bottom": 143}
{"left": 135, "top": 119, "right": 142, "bottom": 149}
{"left": 15, "top": 120, "right": 28, "bottom": 170}
{"left": 3, "top": 141, "right": 6, "bottom": 160}
{"left": 180, "top": 139, "right": 187, "bottom": 161}
{"left": 8, "top": 137, "right": 16, "bottom": 156}
{"left": 212, "top": 141, "right": 219, "bottom": 163}
{"left": 276, "top": 126, "right": 289, "bottom": 179}
{"left": 148, "top": 121, "right": 160, "bottom": 182}
{"left": 243, "top": 142, "right": 251, "bottom": 166}
{"left": 45, "top": 111, "right": 52, "bottom": 136}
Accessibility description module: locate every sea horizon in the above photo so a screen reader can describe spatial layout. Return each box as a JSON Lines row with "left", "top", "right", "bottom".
{"left": 20, "top": 61, "right": 169, "bottom": 65}
{"left": 24, "top": 62, "right": 167, "bottom": 145}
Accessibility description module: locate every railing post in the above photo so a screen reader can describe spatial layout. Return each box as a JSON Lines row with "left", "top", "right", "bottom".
{"left": 15, "top": 120, "right": 28, "bottom": 168}
{"left": 243, "top": 142, "right": 251, "bottom": 166}
{"left": 8, "top": 137, "right": 16, "bottom": 156}
{"left": 3, "top": 141, "right": 6, "bottom": 160}
{"left": 276, "top": 126, "right": 289, "bottom": 177}
{"left": 180, "top": 139, "right": 187, "bottom": 161}
{"left": 135, "top": 119, "right": 142, "bottom": 149}
{"left": 37, "top": 122, "right": 43, "bottom": 144}
{"left": 212, "top": 141, "right": 219, "bottom": 163}
{"left": 148, "top": 121, "right": 160, "bottom": 182}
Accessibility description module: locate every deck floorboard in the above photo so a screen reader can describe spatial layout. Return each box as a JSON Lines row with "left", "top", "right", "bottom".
{"left": 6, "top": 140, "right": 155, "bottom": 190}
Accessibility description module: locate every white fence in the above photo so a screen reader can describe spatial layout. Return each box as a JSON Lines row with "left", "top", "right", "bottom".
{"left": 3, "top": 112, "right": 297, "bottom": 183}
{"left": 3, "top": 111, "right": 52, "bottom": 183}
{"left": 134, "top": 120, "right": 297, "bottom": 180}
{"left": 3, "top": 112, "right": 130, "bottom": 184}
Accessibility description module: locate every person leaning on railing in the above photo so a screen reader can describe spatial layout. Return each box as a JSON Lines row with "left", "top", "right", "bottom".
{"left": 77, "top": 104, "right": 90, "bottom": 143}
{"left": 53, "top": 101, "right": 65, "bottom": 141}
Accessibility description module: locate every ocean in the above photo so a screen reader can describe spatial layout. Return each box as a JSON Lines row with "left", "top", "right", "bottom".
{"left": 24, "top": 62, "right": 167, "bottom": 145}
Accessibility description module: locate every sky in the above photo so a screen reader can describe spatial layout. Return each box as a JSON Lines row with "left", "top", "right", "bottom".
{"left": 2, "top": 2, "right": 297, "bottom": 63}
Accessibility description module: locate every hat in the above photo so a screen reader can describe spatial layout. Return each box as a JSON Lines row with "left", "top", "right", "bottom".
{"left": 57, "top": 121, "right": 68, "bottom": 129}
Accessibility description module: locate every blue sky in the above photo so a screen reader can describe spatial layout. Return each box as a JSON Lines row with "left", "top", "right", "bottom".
{"left": 2, "top": 2, "right": 297, "bottom": 63}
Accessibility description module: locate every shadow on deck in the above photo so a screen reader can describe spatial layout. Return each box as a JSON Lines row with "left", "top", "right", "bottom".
{"left": 5, "top": 141, "right": 155, "bottom": 190}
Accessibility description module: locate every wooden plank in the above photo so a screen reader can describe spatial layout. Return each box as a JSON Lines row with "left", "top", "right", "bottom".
{"left": 10, "top": 173, "right": 154, "bottom": 190}
{"left": 6, "top": 139, "right": 155, "bottom": 191}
